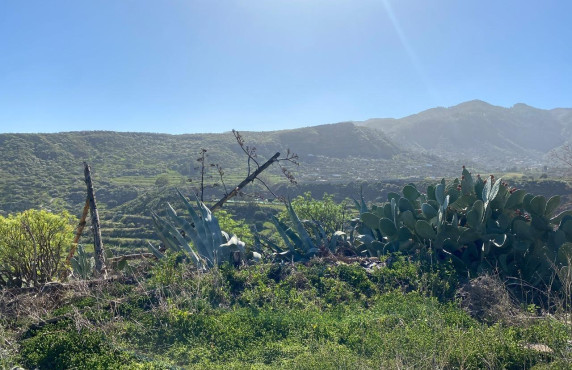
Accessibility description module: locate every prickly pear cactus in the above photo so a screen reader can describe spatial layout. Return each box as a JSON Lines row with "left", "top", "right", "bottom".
{"left": 356, "top": 167, "right": 572, "bottom": 291}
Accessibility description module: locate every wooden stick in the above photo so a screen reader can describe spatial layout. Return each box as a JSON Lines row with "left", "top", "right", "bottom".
{"left": 66, "top": 197, "right": 90, "bottom": 264}
{"left": 84, "top": 162, "right": 106, "bottom": 276}
{"left": 210, "top": 152, "right": 280, "bottom": 212}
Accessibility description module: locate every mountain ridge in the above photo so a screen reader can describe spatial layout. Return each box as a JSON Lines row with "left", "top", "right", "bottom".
{"left": 355, "top": 100, "right": 572, "bottom": 163}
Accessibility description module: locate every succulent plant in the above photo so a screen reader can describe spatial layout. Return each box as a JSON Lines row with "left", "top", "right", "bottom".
{"left": 263, "top": 200, "right": 350, "bottom": 262}
{"left": 149, "top": 189, "right": 246, "bottom": 269}
{"left": 355, "top": 167, "right": 572, "bottom": 291}
{"left": 70, "top": 244, "right": 94, "bottom": 280}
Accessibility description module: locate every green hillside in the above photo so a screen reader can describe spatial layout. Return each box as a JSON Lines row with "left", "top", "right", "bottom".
{"left": 0, "top": 123, "right": 404, "bottom": 215}
{"left": 0, "top": 123, "right": 414, "bottom": 251}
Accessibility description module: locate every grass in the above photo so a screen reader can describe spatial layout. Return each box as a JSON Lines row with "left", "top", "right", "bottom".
{"left": 1, "top": 255, "right": 571, "bottom": 369}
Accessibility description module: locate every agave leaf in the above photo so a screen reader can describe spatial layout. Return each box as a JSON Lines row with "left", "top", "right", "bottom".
{"left": 258, "top": 233, "right": 285, "bottom": 253}
{"left": 285, "top": 227, "right": 305, "bottom": 250}
{"left": 176, "top": 189, "right": 207, "bottom": 239}
{"left": 165, "top": 203, "right": 211, "bottom": 261}
{"left": 151, "top": 213, "right": 182, "bottom": 253}
{"left": 271, "top": 215, "right": 297, "bottom": 254}
{"left": 152, "top": 212, "right": 201, "bottom": 266}
{"left": 146, "top": 241, "right": 165, "bottom": 259}
{"left": 328, "top": 231, "right": 345, "bottom": 252}
{"left": 286, "top": 201, "right": 316, "bottom": 253}
{"left": 353, "top": 188, "right": 368, "bottom": 214}
{"left": 314, "top": 221, "right": 329, "bottom": 241}
{"left": 197, "top": 199, "right": 224, "bottom": 255}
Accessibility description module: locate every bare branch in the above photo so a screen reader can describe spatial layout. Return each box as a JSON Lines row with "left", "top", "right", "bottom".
{"left": 549, "top": 144, "right": 572, "bottom": 172}
{"left": 233, "top": 129, "right": 259, "bottom": 175}
{"left": 210, "top": 152, "right": 280, "bottom": 212}
{"left": 255, "top": 177, "right": 279, "bottom": 199}
{"left": 216, "top": 164, "right": 228, "bottom": 195}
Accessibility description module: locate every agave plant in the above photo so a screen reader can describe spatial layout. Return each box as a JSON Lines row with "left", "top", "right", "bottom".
{"left": 262, "top": 201, "right": 347, "bottom": 262}
{"left": 148, "top": 189, "right": 247, "bottom": 269}
{"left": 70, "top": 244, "right": 94, "bottom": 280}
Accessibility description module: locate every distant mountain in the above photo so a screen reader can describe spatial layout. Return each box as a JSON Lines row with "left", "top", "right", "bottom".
{"left": 355, "top": 100, "right": 572, "bottom": 163}
{"left": 250, "top": 121, "right": 399, "bottom": 159}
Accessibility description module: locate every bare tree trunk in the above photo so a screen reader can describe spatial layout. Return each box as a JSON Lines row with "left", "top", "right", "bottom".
{"left": 210, "top": 152, "right": 280, "bottom": 212}
{"left": 84, "top": 162, "right": 106, "bottom": 276}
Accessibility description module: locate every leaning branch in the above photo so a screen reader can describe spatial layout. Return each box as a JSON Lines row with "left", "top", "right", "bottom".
{"left": 66, "top": 198, "right": 90, "bottom": 264}
{"left": 210, "top": 152, "right": 280, "bottom": 212}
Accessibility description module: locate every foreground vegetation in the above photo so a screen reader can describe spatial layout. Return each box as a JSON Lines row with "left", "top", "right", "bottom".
{"left": 2, "top": 256, "right": 572, "bottom": 369}
{"left": 3, "top": 164, "right": 572, "bottom": 368}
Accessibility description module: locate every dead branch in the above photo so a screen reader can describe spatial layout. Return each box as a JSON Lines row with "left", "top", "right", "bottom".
{"left": 210, "top": 152, "right": 281, "bottom": 212}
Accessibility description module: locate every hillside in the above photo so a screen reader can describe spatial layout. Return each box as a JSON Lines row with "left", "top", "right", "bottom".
{"left": 356, "top": 100, "right": 572, "bottom": 165}
{"left": 3, "top": 101, "right": 571, "bottom": 251}
{"left": 0, "top": 122, "right": 413, "bottom": 218}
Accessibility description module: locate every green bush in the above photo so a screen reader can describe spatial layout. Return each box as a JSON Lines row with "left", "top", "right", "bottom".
{"left": 18, "top": 323, "right": 136, "bottom": 369}
{"left": 0, "top": 209, "right": 75, "bottom": 287}
{"left": 278, "top": 192, "right": 348, "bottom": 233}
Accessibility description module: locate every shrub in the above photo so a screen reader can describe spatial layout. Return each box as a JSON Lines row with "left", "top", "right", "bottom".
{"left": 18, "top": 323, "right": 136, "bottom": 369}
{"left": 0, "top": 209, "right": 75, "bottom": 287}
{"left": 278, "top": 192, "right": 348, "bottom": 233}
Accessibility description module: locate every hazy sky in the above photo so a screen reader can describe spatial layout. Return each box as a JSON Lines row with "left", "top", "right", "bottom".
{"left": 1, "top": 1, "right": 571, "bottom": 134}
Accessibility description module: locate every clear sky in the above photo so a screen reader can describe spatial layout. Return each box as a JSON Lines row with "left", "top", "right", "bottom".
{"left": 1, "top": 0, "right": 571, "bottom": 134}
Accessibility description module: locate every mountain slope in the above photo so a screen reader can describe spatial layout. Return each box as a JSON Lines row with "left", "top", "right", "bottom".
{"left": 0, "top": 123, "right": 401, "bottom": 215}
{"left": 356, "top": 100, "right": 572, "bottom": 162}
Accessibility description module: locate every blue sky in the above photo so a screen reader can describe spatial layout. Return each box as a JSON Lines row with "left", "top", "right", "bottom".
{"left": 1, "top": 0, "right": 570, "bottom": 134}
